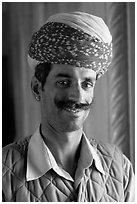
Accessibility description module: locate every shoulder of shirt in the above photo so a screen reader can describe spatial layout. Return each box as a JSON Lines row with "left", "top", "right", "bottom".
{"left": 122, "top": 154, "right": 134, "bottom": 176}
{"left": 2, "top": 135, "right": 32, "bottom": 165}
{"left": 89, "top": 138, "right": 124, "bottom": 170}
{"left": 89, "top": 137, "right": 121, "bottom": 157}
{"left": 89, "top": 138, "right": 134, "bottom": 174}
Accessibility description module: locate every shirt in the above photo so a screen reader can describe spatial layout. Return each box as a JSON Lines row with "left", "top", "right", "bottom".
{"left": 26, "top": 127, "right": 105, "bottom": 188}
{"left": 3, "top": 127, "right": 135, "bottom": 201}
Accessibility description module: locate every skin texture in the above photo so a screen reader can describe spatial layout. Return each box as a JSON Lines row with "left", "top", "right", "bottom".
{"left": 31, "top": 64, "right": 96, "bottom": 177}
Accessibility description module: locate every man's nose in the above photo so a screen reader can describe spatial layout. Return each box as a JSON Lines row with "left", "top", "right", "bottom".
{"left": 68, "top": 84, "right": 84, "bottom": 102}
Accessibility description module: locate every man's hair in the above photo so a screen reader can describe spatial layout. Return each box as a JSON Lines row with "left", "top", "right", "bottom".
{"left": 34, "top": 63, "right": 52, "bottom": 89}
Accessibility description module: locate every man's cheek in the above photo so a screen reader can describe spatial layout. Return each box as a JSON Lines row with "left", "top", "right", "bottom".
{"left": 54, "top": 93, "right": 68, "bottom": 105}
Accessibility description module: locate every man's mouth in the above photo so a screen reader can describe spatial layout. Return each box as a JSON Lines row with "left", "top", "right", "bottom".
{"left": 63, "top": 107, "right": 82, "bottom": 113}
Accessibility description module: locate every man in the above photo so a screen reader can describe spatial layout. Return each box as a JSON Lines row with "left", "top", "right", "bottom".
{"left": 2, "top": 12, "right": 135, "bottom": 202}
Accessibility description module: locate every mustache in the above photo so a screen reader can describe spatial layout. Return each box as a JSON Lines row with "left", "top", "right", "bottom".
{"left": 55, "top": 99, "right": 94, "bottom": 111}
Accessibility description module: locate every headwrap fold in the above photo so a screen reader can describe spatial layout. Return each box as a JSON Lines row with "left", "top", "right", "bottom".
{"left": 28, "top": 12, "right": 112, "bottom": 78}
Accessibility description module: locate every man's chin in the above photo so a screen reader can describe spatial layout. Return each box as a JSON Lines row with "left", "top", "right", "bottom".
{"left": 60, "top": 123, "right": 83, "bottom": 132}
{"left": 59, "top": 115, "right": 88, "bottom": 132}
{"left": 54, "top": 108, "right": 90, "bottom": 132}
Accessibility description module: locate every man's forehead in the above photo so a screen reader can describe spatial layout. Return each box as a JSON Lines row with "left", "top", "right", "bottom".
{"left": 50, "top": 64, "right": 97, "bottom": 79}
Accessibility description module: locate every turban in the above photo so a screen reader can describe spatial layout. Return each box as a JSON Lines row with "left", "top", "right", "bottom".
{"left": 28, "top": 12, "right": 112, "bottom": 78}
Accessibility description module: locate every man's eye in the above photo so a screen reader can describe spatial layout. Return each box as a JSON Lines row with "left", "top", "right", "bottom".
{"left": 56, "top": 80, "right": 70, "bottom": 88}
{"left": 82, "top": 81, "right": 94, "bottom": 89}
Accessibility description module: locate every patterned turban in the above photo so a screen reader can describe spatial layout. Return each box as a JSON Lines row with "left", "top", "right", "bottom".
{"left": 28, "top": 12, "right": 112, "bottom": 78}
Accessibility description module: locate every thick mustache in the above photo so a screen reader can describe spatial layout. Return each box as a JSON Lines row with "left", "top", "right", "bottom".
{"left": 55, "top": 99, "right": 92, "bottom": 110}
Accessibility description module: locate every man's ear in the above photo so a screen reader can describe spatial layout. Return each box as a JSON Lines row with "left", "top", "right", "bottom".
{"left": 31, "top": 76, "right": 41, "bottom": 101}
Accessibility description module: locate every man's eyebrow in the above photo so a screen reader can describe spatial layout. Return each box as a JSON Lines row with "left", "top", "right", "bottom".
{"left": 55, "top": 73, "right": 71, "bottom": 78}
{"left": 85, "top": 77, "right": 96, "bottom": 82}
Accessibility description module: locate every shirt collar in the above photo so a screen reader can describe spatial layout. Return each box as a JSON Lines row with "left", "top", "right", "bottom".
{"left": 26, "top": 127, "right": 73, "bottom": 181}
{"left": 26, "top": 127, "right": 105, "bottom": 182}
{"left": 74, "top": 132, "right": 105, "bottom": 188}
{"left": 26, "top": 127, "right": 50, "bottom": 181}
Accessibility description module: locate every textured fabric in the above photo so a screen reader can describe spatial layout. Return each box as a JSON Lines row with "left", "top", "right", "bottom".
{"left": 2, "top": 134, "right": 135, "bottom": 202}
{"left": 46, "top": 12, "right": 112, "bottom": 43}
{"left": 28, "top": 12, "right": 112, "bottom": 78}
{"left": 27, "top": 127, "right": 104, "bottom": 182}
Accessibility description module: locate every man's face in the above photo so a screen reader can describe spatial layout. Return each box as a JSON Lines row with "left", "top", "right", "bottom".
{"left": 40, "top": 64, "right": 96, "bottom": 132}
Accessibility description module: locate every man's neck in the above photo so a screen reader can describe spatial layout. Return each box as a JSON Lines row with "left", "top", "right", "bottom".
{"left": 40, "top": 123, "right": 83, "bottom": 178}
